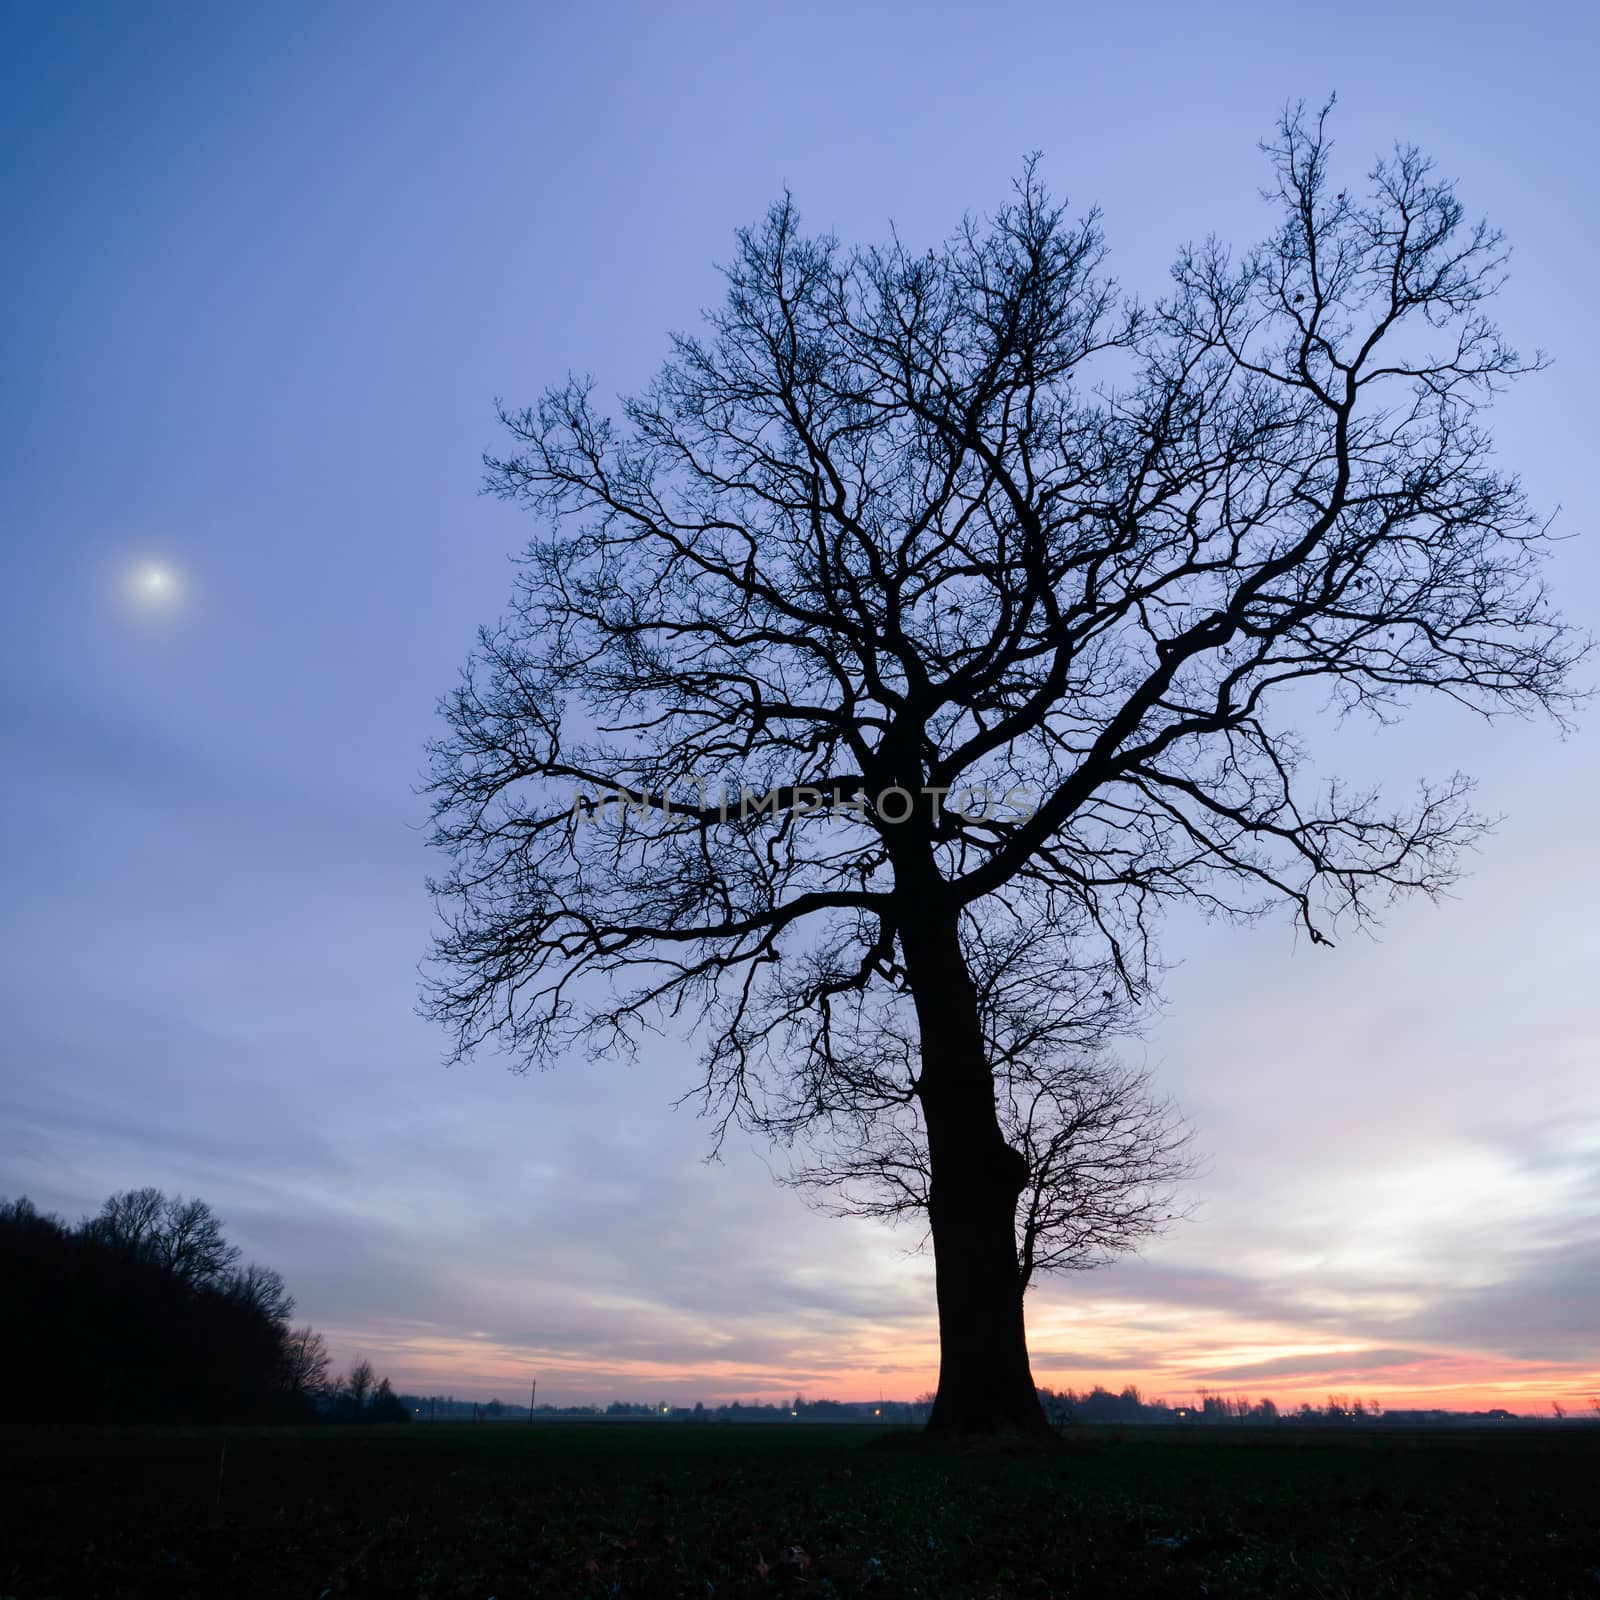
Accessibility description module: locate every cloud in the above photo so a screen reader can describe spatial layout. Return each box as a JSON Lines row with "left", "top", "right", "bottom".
{"left": 1190, "top": 1347, "right": 1434, "bottom": 1384}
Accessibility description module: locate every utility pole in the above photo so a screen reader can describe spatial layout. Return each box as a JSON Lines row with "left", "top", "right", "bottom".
{"left": 529, "top": 1378, "right": 537, "bottom": 1422}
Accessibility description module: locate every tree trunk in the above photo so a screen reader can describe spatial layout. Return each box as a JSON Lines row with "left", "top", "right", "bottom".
{"left": 899, "top": 900, "right": 1051, "bottom": 1441}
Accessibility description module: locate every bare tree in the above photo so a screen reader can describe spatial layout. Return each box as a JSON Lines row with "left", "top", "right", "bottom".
{"left": 87, "top": 1187, "right": 165, "bottom": 1255}
{"left": 227, "top": 1262, "right": 295, "bottom": 1324}
{"left": 86, "top": 1189, "right": 241, "bottom": 1290}
{"left": 348, "top": 1358, "right": 375, "bottom": 1416}
{"left": 151, "top": 1196, "right": 241, "bottom": 1288}
{"left": 426, "top": 104, "right": 1582, "bottom": 1436}
{"left": 279, "top": 1324, "right": 332, "bottom": 1399}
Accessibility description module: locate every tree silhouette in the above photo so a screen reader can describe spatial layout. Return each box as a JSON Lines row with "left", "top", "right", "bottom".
{"left": 87, "top": 1186, "right": 166, "bottom": 1255}
{"left": 2, "top": 1191, "right": 318, "bottom": 1422}
{"left": 426, "top": 103, "right": 1582, "bottom": 1436}
{"left": 348, "top": 1358, "right": 376, "bottom": 1416}
{"left": 87, "top": 1189, "right": 242, "bottom": 1288}
{"left": 278, "top": 1324, "right": 331, "bottom": 1401}
{"left": 228, "top": 1262, "right": 296, "bottom": 1324}
{"left": 152, "top": 1196, "right": 241, "bottom": 1287}
{"left": 368, "top": 1376, "right": 409, "bottom": 1423}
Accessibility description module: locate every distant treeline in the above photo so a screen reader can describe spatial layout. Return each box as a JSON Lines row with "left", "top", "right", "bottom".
{"left": 422, "top": 1387, "right": 1560, "bottom": 1426}
{"left": 1, "top": 1190, "right": 406, "bottom": 1425}
{"left": 1040, "top": 1386, "right": 1533, "bottom": 1425}
{"left": 1038, "top": 1385, "right": 1382, "bottom": 1425}
{"left": 403, "top": 1391, "right": 1372, "bottom": 1426}
{"left": 406, "top": 1395, "right": 932, "bottom": 1423}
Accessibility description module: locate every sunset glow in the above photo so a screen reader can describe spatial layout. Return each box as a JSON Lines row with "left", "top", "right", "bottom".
{"left": 313, "top": 1295, "right": 1600, "bottom": 1416}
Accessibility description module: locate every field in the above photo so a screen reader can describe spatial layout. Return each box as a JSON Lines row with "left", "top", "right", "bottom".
{"left": 4, "top": 1420, "right": 1598, "bottom": 1598}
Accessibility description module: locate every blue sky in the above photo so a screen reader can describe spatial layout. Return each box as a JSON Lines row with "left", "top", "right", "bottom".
{"left": 2, "top": 0, "right": 1596, "bottom": 1407}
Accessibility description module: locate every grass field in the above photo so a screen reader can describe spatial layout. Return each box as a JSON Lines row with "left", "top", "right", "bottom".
{"left": 4, "top": 1420, "right": 1598, "bottom": 1597}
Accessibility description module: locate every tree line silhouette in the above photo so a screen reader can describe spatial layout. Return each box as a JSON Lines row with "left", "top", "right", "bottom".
{"left": 0, "top": 1189, "right": 405, "bottom": 1424}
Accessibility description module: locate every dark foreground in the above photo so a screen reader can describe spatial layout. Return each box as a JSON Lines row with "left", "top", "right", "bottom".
{"left": 4, "top": 1421, "right": 1598, "bottom": 1598}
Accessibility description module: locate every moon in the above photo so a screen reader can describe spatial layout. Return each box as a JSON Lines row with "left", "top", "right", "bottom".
{"left": 127, "top": 562, "right": 183, "bottom": 610}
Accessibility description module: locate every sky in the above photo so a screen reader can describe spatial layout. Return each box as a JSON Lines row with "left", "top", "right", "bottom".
{"left": 2, "top": 0, "right": 1596, "bottom": 1413}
